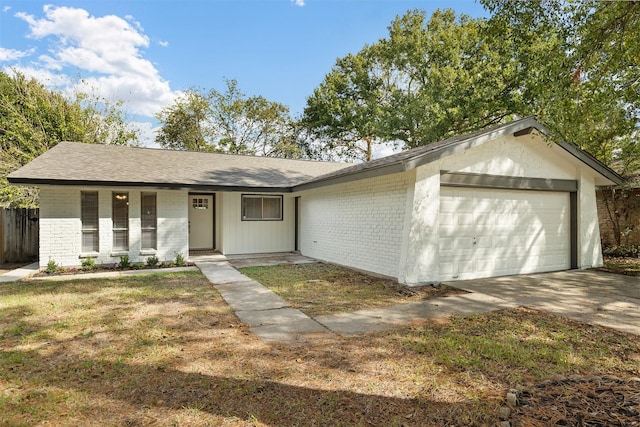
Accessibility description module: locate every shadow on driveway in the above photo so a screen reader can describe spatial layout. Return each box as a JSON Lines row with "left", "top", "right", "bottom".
{"left": 448, "top": 270, "right": 640, "bottom": 336}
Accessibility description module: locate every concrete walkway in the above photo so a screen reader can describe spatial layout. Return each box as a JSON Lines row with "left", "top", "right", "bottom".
{"left": 315, "top": 292, "right": 517, "bottom": 336}
{"left": 196, "top": 260, "right": 513, "bottom": 343}
{"left": 0, "top": 262, "right": 39, "bottom": 282}
{"left": 197, "top": 261, "right": 332, "bottom": 343}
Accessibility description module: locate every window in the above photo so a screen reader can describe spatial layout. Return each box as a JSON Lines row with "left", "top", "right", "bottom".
{"left": 192, "top": 197, "right": 209, "bottom": 209}
{"left": 112, "top": 192, "right": 129, "bottom": 251}
{"left": 141, "top": 193, "right": 157, "bottom": 250}
{"left": 241, "top": 195, "right": 283, "bottom": 221}
{"left": 81, "top": 191, "right": 99, "bottom": 252}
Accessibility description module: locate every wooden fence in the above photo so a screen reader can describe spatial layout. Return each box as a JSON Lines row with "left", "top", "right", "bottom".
{"left": 0, "top": 208, "right": 39, "bottom": 263}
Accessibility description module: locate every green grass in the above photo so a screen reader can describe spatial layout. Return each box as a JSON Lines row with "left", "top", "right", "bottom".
{"left": 1, "top": 269, "right": 639, "bottom": 426}
{"left": 398, "top": 307, "right": 639, "bottom": 385}
{"left": 239, "top": 262, "right": 462, "bottom": 315}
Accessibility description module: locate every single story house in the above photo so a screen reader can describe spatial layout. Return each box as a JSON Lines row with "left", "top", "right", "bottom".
{"left": 8, "top": 117, "right": 622, "bottom": 285}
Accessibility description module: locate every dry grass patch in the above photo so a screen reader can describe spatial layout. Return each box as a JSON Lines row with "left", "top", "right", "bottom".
{"left": 239, "top": 262, "right": 464, "bottom": 315}
{"left": 1, "top": 272, "right": 639, "bottom": 426}
{"left": 602, "top": 256, "right": 640, "bottom": 275}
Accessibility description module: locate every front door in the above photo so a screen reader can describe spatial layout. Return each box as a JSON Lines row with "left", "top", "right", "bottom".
{"left": 188, "top": 194, "right": 214, "bottom": 250}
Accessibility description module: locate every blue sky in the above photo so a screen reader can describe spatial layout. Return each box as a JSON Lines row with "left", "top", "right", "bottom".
{"left": 0, "top": 0, "right": 488, "bottom": 147}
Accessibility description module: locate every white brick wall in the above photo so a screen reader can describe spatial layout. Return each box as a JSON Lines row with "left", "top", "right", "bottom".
{"left": 157, "top": 190, "right": 189, "bottom": 261}
{"left": 39, "top": 187, "right": 188, "bottom": 268}
{"left": 298, "top": 171, "right": 410, "bottom": 279}
{"left": 39, "top": 187, "right": 81, "bottom": 267}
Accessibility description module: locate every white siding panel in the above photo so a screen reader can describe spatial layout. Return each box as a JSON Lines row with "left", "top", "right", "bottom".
{"left": 439, "top": 187, "right": 570, "bottom": 280}
{"left": 219, "top": 192, "right": 295, "bottom": 254}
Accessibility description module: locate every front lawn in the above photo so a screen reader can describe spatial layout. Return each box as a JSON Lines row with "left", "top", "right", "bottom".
{"left": 1, "top": 271, "right": 638, "bottom": 426}
{"left": 239, "top": 262, "right": 464, "bottom": 316}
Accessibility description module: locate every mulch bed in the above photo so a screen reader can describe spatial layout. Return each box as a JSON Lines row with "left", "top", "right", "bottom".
{"left": 508, "top": 375, "right": 640, "bottom": 426}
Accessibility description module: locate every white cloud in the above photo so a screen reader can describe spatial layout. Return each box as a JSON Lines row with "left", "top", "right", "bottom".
{"left": 3, "top": 6, "right": 11, "bottom": 12}
{"left": 13, "top": 5, "right": 177, "bottom": 118}
{"left": 292, "top": 0, "right": 306, "bottom": 6}
{"left": 130, "top": 120, "right": 160, "bottom": 148}
{"left": 73, "top": 74, "right": 177, "bottom": 117}
{"left": 3, "top": 65, "right": 70, "bottom": 88}
{"left": 371, "top": 142, "right": 402, "bottom": 160}
{"left": 159, "top": 40, "right": 169, "bottom": 47}
{"left": 0, "top": 47, "right": 33, "bottom": 62}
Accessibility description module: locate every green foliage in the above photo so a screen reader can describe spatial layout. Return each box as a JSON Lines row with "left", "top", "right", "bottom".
{"left": 45, "top": 259, "right": 57, "bottom": 275}
{"left": 375, "top": 9, "right": 520, "bottom": 149}
{"left": 302, "top": 47, "right": 389, "bottom": 161}
{"left": 146, "top": 255, "right": 159, "bottom": 268}
{"left": 302, "top": 4, "right": 639, "bottom": 169}
{"left": 602, "top": 245, "right": 640, "bottom": 259}
{"left": 80, "top": 257, "right": 97, "bottom": 271}
{"left": 481, "top": 0, "right": 640, "bottom": 174}
{"left": 156, "top": 79, "right": 300, "bottom": 158}
{"left": 0, "top": 70, "right": 139, "bottom": 207}
{"left": 117, "top": 255, "right": 130, "bottom": 270}
{"left": 174, "top": 253, "right": 186, "bottom": 267}
{"left": 301, "top": 9, "right": 520, "bottom": 160}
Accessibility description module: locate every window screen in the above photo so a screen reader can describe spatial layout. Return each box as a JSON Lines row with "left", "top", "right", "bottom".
{"left": 141, "top": 193, "right": 157, "bottom": 250}
{"left": 81, "top": 191, "right": 99, "bottom": 252}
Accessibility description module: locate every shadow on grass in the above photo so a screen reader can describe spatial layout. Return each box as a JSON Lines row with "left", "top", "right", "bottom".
{"left": 0, "top": 347, "right": 498, "bottom": 426}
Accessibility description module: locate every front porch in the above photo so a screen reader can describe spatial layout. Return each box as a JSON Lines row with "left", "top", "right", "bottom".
{"left": 188, "top": 251, "right": 315, "bottom": 268}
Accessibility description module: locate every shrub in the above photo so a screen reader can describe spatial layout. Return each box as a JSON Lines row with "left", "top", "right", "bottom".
{"left": 174, "top": 252, "right": 186, "bottom": 267}
{"left": 46, "top": 259, "right": 57, "bottom": 274}
{"left": 146, "top": 255, "right": 159, "bottom": 268}
{"left": 81, "top": 257, "right": 97, "bottom": 271}
{"left": 118, "top": 255, "right": 131, "bottom": 269}
{"left": 603, "top": 245, "right": 640, "bottom": 258}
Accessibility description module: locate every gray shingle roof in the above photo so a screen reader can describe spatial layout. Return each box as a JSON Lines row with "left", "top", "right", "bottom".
{"left": 7, "top": 142, "right": 352, "bottom": 190}
{"left": 8, "top": 116, "right": 623, "bottom": 190}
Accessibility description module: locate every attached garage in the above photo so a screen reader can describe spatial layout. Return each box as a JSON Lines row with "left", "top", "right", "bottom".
{"left": 439, "top": 187, "right": 572, "bottom": 280}
{"left": 396, "top": 118, "right": 620, "bottom": 285}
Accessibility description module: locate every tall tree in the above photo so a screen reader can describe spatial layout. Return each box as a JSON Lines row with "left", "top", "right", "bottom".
{"left": 156, "top": 79, "right": 298, "bottom": 158}
{"left": 482, "top": 0, "right": 639, "bottom": 170}
{"left": 301, "top": 9, "right": 521, "bottom": 160}
{"left": 0, "top": 71, "right": 138, "bottom": 207}
{"left": 376, "top": 9, "right": 521, "bottom": 148}
{"left": 154, "top": 90, "right": 214, "bottom": 152}
{"left": 302, "top": 47, "right": 388, "bottom": 161}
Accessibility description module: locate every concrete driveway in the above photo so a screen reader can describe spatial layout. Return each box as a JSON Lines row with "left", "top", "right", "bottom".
{"left": 447, "top": 270, "right": 640, "bottom": 336}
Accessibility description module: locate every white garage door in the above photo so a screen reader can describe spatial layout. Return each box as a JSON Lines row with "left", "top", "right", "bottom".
{"left": 439, "top": 187, "right": 570, "bottom": 280}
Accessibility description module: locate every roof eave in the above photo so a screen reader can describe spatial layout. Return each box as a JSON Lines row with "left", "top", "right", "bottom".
{"left": 292, "top": 162, "right": 406, "bottom": 192}
{"left": 7, "top": 177, "right": 294, "bottom": 193}
{"left": 403, "top": 117, "right": 541, "bottom": 171}
{"left": 294, "top": 117, "right": 543, "bottom": 191}
{"left": 527, "top": 121, "right": 624, "bottom": 186}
